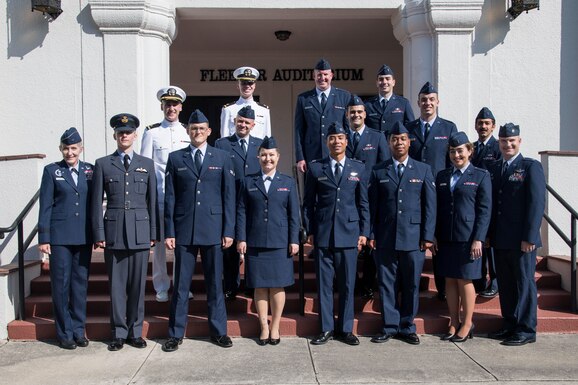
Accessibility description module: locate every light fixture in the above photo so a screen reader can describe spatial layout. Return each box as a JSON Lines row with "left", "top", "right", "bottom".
{"left": 274, "top": 30, "right": 292, "bottom": 42}
{"left": 508, "top": 0, "right": 539, "bottom": 19}
{"left": 31, "top": 0, "right": 63, "bottom": 20}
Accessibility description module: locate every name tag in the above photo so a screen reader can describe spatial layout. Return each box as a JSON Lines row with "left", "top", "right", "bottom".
{"left": 334, "top": 105, "right": 345, "bottom": 110}
{"left": 380, "top": 179, "right": 389, "bottom": 183}
{"left": 277, "top": 188, "right": 289, "bottom": 192}
{"left": 439, "top": 182, "right": 447, "bottom": 186}
{"left": 304, "top": 106, "right": 313, "bottom": 110}
{"left": 248, "top": 188, "right": 258, "bottom": 192}
{"left": 434, "top": 136, "right": 448, "bottom": 140}
{"left": 318, "top": 176, "right": 328, "bottom": 181}
{"left": 177, "top": 167, "right": 187, "bottom": 171}
{"left": 409, "top": 179, "right": 423, "bottom": 183}
{"left": 463, "top": 182, "right": 478, "bottom": 186}
{"left": 56, "top": 177, "right": 65, "bottom": 181}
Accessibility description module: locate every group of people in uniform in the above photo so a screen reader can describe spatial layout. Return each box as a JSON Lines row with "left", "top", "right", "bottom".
{"left": 37, "top": 58, "right": 545, "bottom": 352}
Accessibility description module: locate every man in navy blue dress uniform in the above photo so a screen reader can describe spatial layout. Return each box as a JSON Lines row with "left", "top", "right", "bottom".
{"left": 345, "top": 95, "right": 389, "bottom": 299}
{"left": 487, "top": 123, "right": 546, "bottom": 346}
{"left": 162, "top": 109, "right": 236, "bottom": 352}
{"left": 407, "top": 81, "right": 457, "bottom": 300}
{"left": 92, "top": 114, "right": 158, "bottom": 351}
{"left": 294, "top": 58, "right": 351, "bottom": 173}
{"left": 368, "top": 121, "right": 436, "bottom": 345}
{"left": 38, "top": 127, "right": 93, "bottom": 350}
{"left": 471, "top": 107, "right": 502, "bottom": 298}
{"left": 215, "top": 105, "right": 263, "bottom": 300}
{"left": 364, "top": 64, "right": 414, "bottom": 137}
{"left": 304, "top": 122, "right": 369, "bottom": 346}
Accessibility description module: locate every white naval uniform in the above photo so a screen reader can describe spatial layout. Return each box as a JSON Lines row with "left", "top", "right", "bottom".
{"left": 140, "top": 119, "right": 190, "bottom": 293}
{"left": 220, "top": 97, "right": 271, "bottom": 139}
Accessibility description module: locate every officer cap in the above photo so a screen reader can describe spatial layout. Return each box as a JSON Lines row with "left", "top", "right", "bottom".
{"left": 157, "top": 86, "right": 186, "bottom": 103}
{"left": 260, "top": 136, "right": 278, "bottom": 150}
{"left": 188, "top": 109, "right": 209, "bottom": 124}
{"left": 237, "top": 105, "right": 255, "bottom": 120}
{"left": 476, "top": 107, "right": 495, "bottom": 121}
{"left": 327, "top": 122, "right": 347, "bottom": 136}
{"left": 110, "top": 113, "right": 139, "bottom": 132}
{"left": 60, "top": 127, "right": 82, "bottom": 145}
{"left": 348, "top": 94, "right": 364, "bottom": 107}
{"left": 499, "top": 123, "right": 520, "bottom": 137}
{"left": 449, "top": 131, "right": 470, "bottom": 147}
{"left": 419, "top": 81, "right": 437, "bottom": 95}
{"left": 377, "top": 64, "right": 394, "bottom": 77}
{"left": 389, "top": 121, "right": 409, "bottom": 136}
{"left": 233, "top": 66, "right": 259, "bottom": 82}
{"left": 315, "top": 58, "right": 331, "bottom": 71}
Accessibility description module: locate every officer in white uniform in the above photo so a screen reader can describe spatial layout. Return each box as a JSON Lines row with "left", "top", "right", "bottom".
{"left": 140, "top": 86, "right": 191, "bottom": 302}
{"left": 220, "top": 66, "right": 272, "bottom": 139}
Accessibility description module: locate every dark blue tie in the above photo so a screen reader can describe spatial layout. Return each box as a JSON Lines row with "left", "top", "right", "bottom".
{"left": 194, "top": 149, "right": 202, "bottom": 173}
{"left": 320, "top": 93, "right": 327, "bottom": 110}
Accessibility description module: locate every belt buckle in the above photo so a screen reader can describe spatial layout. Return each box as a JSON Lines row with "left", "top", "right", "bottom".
{"left": 124, "top": 200, "right": 130, "bottom": 210}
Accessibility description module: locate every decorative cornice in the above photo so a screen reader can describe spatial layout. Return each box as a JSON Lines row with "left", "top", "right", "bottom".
{"left": 88, "top": 0, "right": 176, "bottom": 43}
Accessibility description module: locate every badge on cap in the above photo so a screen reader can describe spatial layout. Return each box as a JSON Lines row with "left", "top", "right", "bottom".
{"left": 121, "top": 116, "right": 129, "bottom": 124}
{"left": 233, "top": 66, "right": 259, "bottom": 81}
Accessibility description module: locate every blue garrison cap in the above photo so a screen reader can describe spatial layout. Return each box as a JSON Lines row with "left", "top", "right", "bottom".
{"left": 476, "top": 107, "right": 495, "bottom": 121}
{"left": 327, "top": 122, "right": 347, "bottom": 136}
{"left": 348, "top": 94, "right": 365, "bottom": 107}
{"left": 60, "top": 127, "right": 82, "bottom": 145}
{"left": 110, "top": 113, "right": 139, "bottom": 132}
{"left": 389, "top": 121, "right": 409, "bottom": 136}
{"left": 499, "top": 123, "right": 520, "bottom": 137}
{"left": 188, "top": 109, "right": 209, "bottom": 124}
{"left": 449, "top": 131, "right": 470, "bottom": 147}
{"left": 377, "top": 65, "right": 394, "bottom": 77}
{"left": 260, "top": 136, "right": 278, "bottom": 150}
{"left": 237, "top": 105, "right": 255, "bottom": 120}
{"left": 315, "top": 58, "right": 331, "bottom": 71}
{"left": 419, "top": 81, "right": 437, "bottom": 95}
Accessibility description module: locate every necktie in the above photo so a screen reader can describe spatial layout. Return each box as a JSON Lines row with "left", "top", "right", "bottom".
{"left": 334, "top": 162, "right": 341, "bottom": 182}
{"left": 380, "top": 99, "right": 386, "bottom": 111}
{"left": 424, "top": 123, "right": 431, "bottom": 139}
{"left": 240, "top": 139, "right": 247, "bottom": 154}
{"left": 320, "top": 92, "right": 327, "bottom": 110}
{"left": 264, "top": 176, "right": 273, "bottom": 192}
{"left": 353, "top": 132, "right": 361, "bottom": 152}
{"left": 123, "top": 154, "right": 130, "bottom": 171}
{"left": 397, "top": 163, "right": 405, "bottom": 179}
{"left": 502, "top": 161, "right": 509, "bottom": 177}
{"left": 70, "top": 168, "right": 78, "bottom": 185}
{"left": 450, "top": 169, "right": 462, "bottom": 192}
{"left": 194, "top": 149, "right": 202, "bottom": 173}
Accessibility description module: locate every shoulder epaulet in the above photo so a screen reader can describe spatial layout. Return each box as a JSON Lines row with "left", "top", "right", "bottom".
{"left": 181, "top": 122, "right": 187, "bottom": 128}
{"left": 256, "top": 102, "right": 269, "bottom": 109}
{"left": 366, "top": 127, "right": 381, "bottom": 134}
{"left": 145, "top": 122, "right": 161, "bottom": 131}
{"left": 223, "top": 102, "right": 235, "bottom": 108}
{"left": 521, "top": 157, "right": 538, "bottom": 164}
{"left": 349, "top": 158, "right": 365, "bottom": 165}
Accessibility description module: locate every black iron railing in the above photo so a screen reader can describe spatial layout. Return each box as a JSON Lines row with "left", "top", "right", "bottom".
{"left": 543, "top": 183, "right": 577, "bottom": 312}
{"left": 0, "top": 189, "right": 40, "bottom": 320}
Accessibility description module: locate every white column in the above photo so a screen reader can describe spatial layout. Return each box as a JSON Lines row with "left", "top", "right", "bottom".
{"left": 88, "top": 0, "right": 176, "bottom": 152}
{"left": 392, "top": 0, "right": 483, "bottom": 131}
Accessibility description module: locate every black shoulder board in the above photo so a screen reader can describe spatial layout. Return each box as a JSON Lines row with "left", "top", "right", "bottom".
{"left": 145, "top": 122, "right": 161, "bottom": 131}
{"left": 256, "top": 102, "right": 270, "bottom": 109}
{"left": 223, "top": 102, "right": 235, "bottom": 108}
{"left": 180, "top": 122, "right": 187, "bottom": 128}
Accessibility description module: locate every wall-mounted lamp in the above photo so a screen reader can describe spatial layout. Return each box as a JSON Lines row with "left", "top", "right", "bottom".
{"left": 275, "top": 30, "right": 292, "bottom": 42}
{"left": 508, "top": 0, "right": 539, "bottom": 19}
{"left": 31, "top": 0, "right": 63, "bottom": 20}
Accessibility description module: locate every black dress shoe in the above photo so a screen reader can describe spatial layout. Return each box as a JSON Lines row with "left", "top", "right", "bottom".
{"left": 211, "top": 335, "right": 233, "bottom": 348}
{"left": 337, "top": 332, "right": 360, "bottom": 346}
{"left": 268, "top": 337, "right": 280, "bottom": 345}
{"left": 396, "top": 333, "right": 420, "bottom": 345}
{"left": 450, "top": 324, "right": 474, "bottom": 343}
{"left": 488, "top": 329, "right": 513, "bottom": 340}
{"left": 436, "top": 292, "right": 446, "bottom": 301}
{"left": 501, "top": 334, "right": 536, "bottom": 346}
{"left": 224, "top": 290, "right": 238, "bottom": 301}
{"left": 479, "top": 288, "right": 499, "bottom": 298}
{"left": 162, "top": 337, "right": 183, "bottom": 352}
{"left": 74, "top": 337, "right": 89, "bottom": 347}
{"left": 107, "top": 338, "right": 125, "bottom": 351}
{"left": 58, "top": 340, "right": 77, "bottom": 350}
{"left": 257, "top": 336, "right": 269, "bottom": 346}
{"left": 310, "top": 331, "right": 333, "bottom": 345}
{"left": 440, "top": 332, "right": 455, "bottom": 341}
{"left": 126, "top": 337, "right": 147, "bottom": 348}
{"left": 370, "top": 333, "right": 393, "bottom": 343}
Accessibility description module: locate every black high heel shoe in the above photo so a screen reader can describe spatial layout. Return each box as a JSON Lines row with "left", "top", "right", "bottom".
{"left": 257, "top": 331, "right": 270, "bottom": 346}
{"left": 269, "top": 331, "right": 281, "bottom": 345}
{"left": 450, "top": 324, "right": 475, "bottom": 343}
{"left": 441, "top": 323, "right": 461, "bottom": 341}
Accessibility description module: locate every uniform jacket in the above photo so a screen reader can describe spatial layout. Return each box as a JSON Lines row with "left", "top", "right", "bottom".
{"left": 369, "top": 157, "right": 436, "bottom": 251}
{"left": 294, "top": 87, "right": 351, "bottom": 163}
{"left": 38, "top": 160, "right": 93, "bottom": 245}
{"left": 487, "top": 154, "right": 546, "bottom": 249}
{"left": 220, "top": 98, "right": 271, "bottom": 139}
{"left": 164, "top": 145, "right": 235, "bottom": 246}
{"left": 471, "top": 136, "right": 501, "bottom": 170}
{"left": 214, "top": 134, "right": 262, "bottom": 183}
{"left": 346, "top": 126, "right": 390, "bottom": 171}
{"left": 303, "top": 157, "right": 369, "bottom": 248}
{"left": 364, "top": 94, "right": 415, "bottom": 135}
{"left": 407, "top": 117, "right": 457, "bottom": 178}
{"left": 435, "top": 163, "right": 492, "bottom": 243}
{"left": 236, "top": 172, "right": 300, "bottom": 248}
{"left": 91, "top": 153, "right": 157, "bottom": 250}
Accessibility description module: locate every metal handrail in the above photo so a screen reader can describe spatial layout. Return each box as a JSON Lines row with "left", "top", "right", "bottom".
{"left": 544, "top": 183, "right": 577, "bottom": 312}
{"left": 0, "top": 189, "right": 40, "bottom": 320}
{"left": 293, "top": 166, "right": 307, "bottom": 316}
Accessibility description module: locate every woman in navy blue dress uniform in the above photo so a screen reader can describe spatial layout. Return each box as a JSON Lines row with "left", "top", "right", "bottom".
{"left": 236, "top": 136, "right": 300, "bottom": 345}
{"left": 433, "top": 132, "right": 491, "bottom": 342}
{"left": 37, "top": 127, "right": 93, "bottom": 350}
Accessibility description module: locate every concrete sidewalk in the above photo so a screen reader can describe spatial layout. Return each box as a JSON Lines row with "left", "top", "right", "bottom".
{"left": 1, "top": 334, "right": 577, "bottom": 385}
